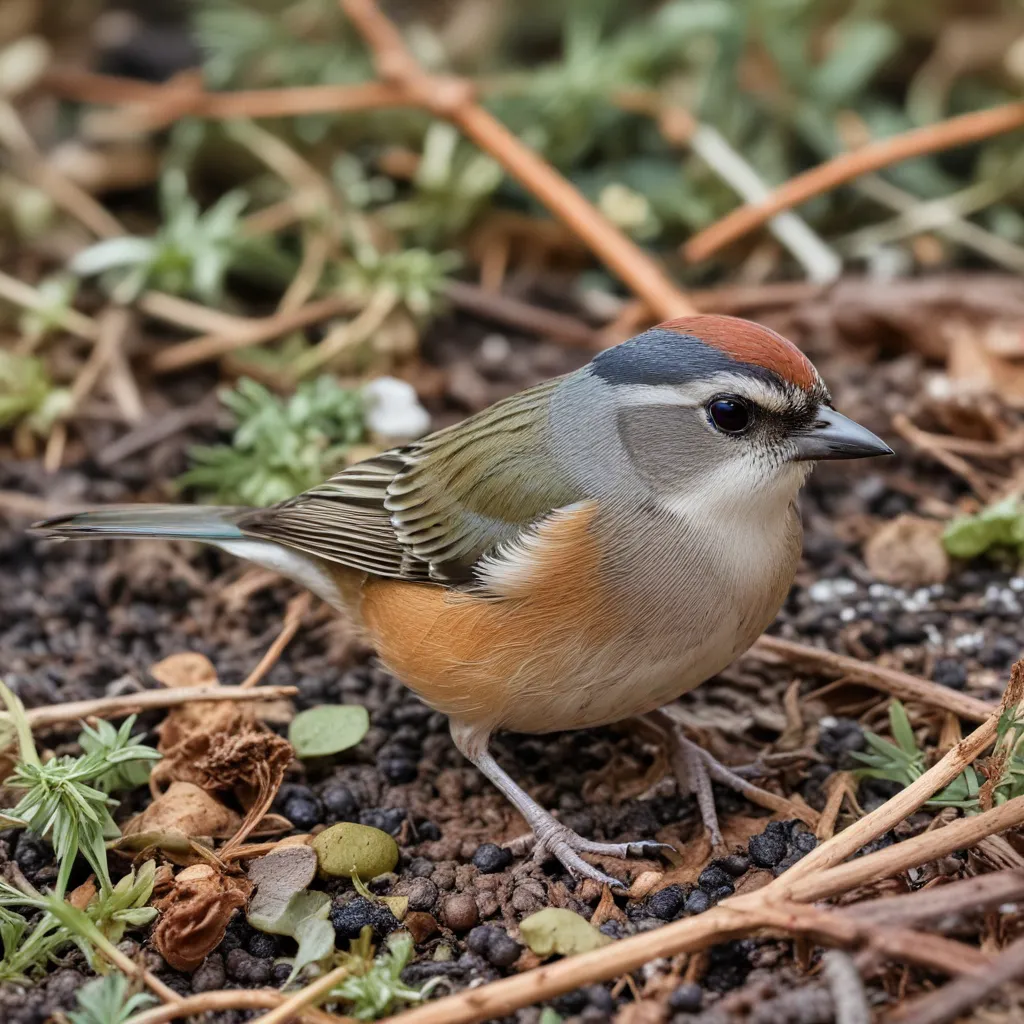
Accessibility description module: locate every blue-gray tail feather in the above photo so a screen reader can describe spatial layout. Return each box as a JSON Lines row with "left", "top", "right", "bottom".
{"left": 30, "top": 505, "right": 248, "bottom": 542}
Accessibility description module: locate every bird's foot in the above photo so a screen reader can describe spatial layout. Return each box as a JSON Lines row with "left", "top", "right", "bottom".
{"left": 520, "top": 817, "right": 674, "bottom": 888}
{"left": 650, "top": 710, "right": 814, "bottom": 849}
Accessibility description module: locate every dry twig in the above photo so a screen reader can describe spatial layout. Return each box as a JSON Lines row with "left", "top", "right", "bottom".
{"left": 11, "top": 684, "right": 298, "bottom": 730}
{"left": 122, "top": 989, "right": 344, "bottom": 1024}
{"left": 752, "top": 635, "right": 995, "bottom": 722}
{"left": 240, "top": 592, "right": 311, "bottom": 688}
{"left": 684, "top": 101, "right": 1024, "bottom": 262}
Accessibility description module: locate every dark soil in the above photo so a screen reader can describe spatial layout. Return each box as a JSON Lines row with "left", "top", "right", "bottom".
{"left": 1, "top": 314, "right": 1016, "bottom": 1022}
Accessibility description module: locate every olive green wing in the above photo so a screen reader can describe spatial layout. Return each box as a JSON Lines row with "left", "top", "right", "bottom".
{"left": 237, "top": 376, "right": 585, "bottom": 582}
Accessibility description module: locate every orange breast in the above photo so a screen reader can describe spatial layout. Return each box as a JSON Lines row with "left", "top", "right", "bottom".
{"left": 352, "top": 502, "right": 614, "bottom": 731}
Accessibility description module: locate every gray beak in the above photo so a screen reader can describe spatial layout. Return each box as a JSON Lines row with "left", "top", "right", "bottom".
{"left": 792, "top": 406, "right": 893, "bottom": 462}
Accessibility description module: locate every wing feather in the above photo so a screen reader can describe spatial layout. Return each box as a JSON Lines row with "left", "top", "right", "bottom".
{"left": 236, "top": 375, "right": 585, "bottom": 583}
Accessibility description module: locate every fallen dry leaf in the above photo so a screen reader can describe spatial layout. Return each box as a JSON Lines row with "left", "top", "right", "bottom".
{"left": 863, "top": 514, "right": 950, "bottom": 587}
{"left": 152, "top": 863, "right": 252, "bottom": 971}
{"left": 126, "top": 781, "right": 241, "bottom": 839}
{"left": 149, "top": 652, "right": 219, "bottom": 689}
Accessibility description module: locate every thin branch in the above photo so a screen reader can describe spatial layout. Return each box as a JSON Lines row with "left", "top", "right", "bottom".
{"left": 840, "top": 869, "right": 1024, "bottom": 928}
{"left": 149, "top": 295, "right": 359, "bottom": 374}
{"left": 124, "top": 988, "right": 345, "bottom": 1024}
{"left": 822, "top": 951, "right": 870, "bottom": 1024}
{"left": 240, "top": 592, "right": 311, "bottom": 688}
{"left": 3, "top": 684, "right": 298, "bottom": 730}
{"left": 752, "top": 635, "right": 995, "bottom": 722}
{"left": 443, "top": 279, "right": 600, "bottom": 348}
{"left": 785, "top": 795, "right": 1024, "bottom": 904}
{"left": 892, "top": 933, "right": 1024, "bottom": 1024}
{"left": 684, "top": 101, "right": 1024, "bottom": 263}
{"left": 0, "top": 269, "right": 99, "bottom": 341}
{"left": 250, "top": 963, "right": 353, "bottom": 1024}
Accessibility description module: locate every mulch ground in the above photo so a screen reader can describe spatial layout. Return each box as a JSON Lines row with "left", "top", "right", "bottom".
{"left": 2, "top": 302, "right": 1016, "bottom": 1024}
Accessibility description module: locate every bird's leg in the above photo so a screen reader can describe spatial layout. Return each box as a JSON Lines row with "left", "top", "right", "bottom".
{"left": 450, "top": 721, "right": 670, "bottom": 888}
{"left": 647, "top": 708, "right": 800, "bottom": 850}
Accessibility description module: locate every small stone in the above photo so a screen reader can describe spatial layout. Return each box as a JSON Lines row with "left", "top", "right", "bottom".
{"left": 321, "top": 785, "right": 358, "bottom": 820}
{"left": 791, "top": 830, "right": 818, "bottom": 854}
{"left": 467, "top": 924, "right": 522, "bottom": 968}
{"left": 748, "top": 829, "right": 787, "bottom": 868}
{"left": 271, "top": 961, "right": 293, "bottom": 986}
{"left": 485, "top": 930, "right": 522, "bottom": 968}
{"left": 46, "top": 969, "right": 86, "bottom": 1009}
{"left": 697, "top": 864, "right": 733, "bottom": 893}
{"left": 225, "top": 948, "right": 271, "bottom": 985}
{"left": 379, "top": 756, "right": 419, "bottom": 784}
{"left": 715, "top": 855, "right": 749, "bottom": 877}
{"left": 191, "top": 953, "right": 226, "bottom": 993}
{"left": 585, "top": 985, "right": 615, "bottom": 1013}
{"left": 818, "top": 718, "right": 865, "bottom": 763}
{"left": 402, "top": 877, "right": 439, "bottom": 912}
{"left": 471, "top": 843, "right": 512, "bottom": 874}
{"left": 14, "top": 833, "right": 49, "bottom": 875}
{"left": 442, "top": 893, "right": 479, "bottom": 932}
{"left": 645, "top": 884, "right": 686, "bottom": 920}
{"left": 359, "top": 807, "right": 408, "bottom": 835}
{"left": 246, "top": 930, "right": 279, "bottom": 958}
{"left": 932, "top": 658, "right": 967, "bottom": 690}
{"left": 708, "top": 884, "right": 734, "bottom": 904}
{"left": 330, "top": 896, "right": 400, "bottom": 942}
{"left": 683, "top": 889, "right": 710, "bottom": 915}
{"left": 283, "top": 795, "right": 322, "bottom": 831}
{"left": 668, "top": 982, "right": 703, "bottom": 1013}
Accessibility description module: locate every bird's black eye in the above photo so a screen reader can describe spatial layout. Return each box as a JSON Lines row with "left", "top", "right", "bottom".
{"left": 707, "top": 397, "right": 752, "bottom": 434}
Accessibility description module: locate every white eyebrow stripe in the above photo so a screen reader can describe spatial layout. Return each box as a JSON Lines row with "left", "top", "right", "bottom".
{"left": 615, "top": 374, "right": 798, "bottom": 413}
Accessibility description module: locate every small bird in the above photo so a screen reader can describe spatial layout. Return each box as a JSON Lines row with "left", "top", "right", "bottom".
{"left": 33, "top": 314, "right": 891, "bottom": 885}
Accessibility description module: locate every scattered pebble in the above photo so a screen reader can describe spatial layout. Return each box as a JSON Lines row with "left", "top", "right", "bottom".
{"left": 645, "top": 884, "right": 686, "bottom": 920}
{"left": 467, "top": 924, "right": 522, "bottom": 967}
{"left": 442, "top": 893, "right": 480, "bottom": 932}
{"left": 668, "top": 982, "right": 703, "bottom": 1013}
{"left": 471, "top": 842, "right": 513, "bottom": 874}
{"left": 330, "top": 896, "right": 400, "bottom": 942}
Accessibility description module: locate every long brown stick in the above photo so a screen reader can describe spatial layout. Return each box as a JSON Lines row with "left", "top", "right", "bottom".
{"left": 124, "top": 989, "right": 345, "bottom": 1024}
{"left": 753, "top": 635, "right": 995, "bottom": 722}
{"left": 13, "top": 684, "right": 297, "bottom": 730}
{"left": 684, "top": 101, "right": 1024, "bottom": 262}
{"left": 892, "top": 934, "right": 1024, "bottom": 1024}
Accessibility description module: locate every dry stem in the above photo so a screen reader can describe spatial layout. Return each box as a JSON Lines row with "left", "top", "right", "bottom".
{"left": 124, "top": 989, "right": 345, "bottom": 1024}
{"left": 684, "top": 101, "right": 1024, "bottom": 262}
{"left": 10, "top": 684, "right": 297, "bottom": 730}
{"left": 753, "top": 635, "right": 995, "bottom": 722}
{"left": 240, "top": 592, "right": 311, "bottom": 688}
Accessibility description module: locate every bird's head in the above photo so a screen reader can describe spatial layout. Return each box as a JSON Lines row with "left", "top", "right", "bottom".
{"left": 554, "top": 314, "right": 892, "bottom": 517}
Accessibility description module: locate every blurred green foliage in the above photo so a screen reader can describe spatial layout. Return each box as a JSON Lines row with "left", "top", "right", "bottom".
{"left": 179, "top": 376, "right": 366, "bottom": 506}
{"left": 186, "top": 0, "right": 1024, "bottom": 273}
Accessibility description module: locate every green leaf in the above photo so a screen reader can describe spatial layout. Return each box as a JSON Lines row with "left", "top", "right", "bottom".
{"left": 519, "top": 908, "right": 612, "bottom": 958}
{"left": 943, "top": 497, "right": 1024, "bottom": 559}
{"left": 289, "top": 705, "right": 370, "bottom": 759}
{"left": 67, "top": 972, "right": 155, "bottom": 1024}
{"left": 889, "top": 701, "right": 918, "bottom": 757}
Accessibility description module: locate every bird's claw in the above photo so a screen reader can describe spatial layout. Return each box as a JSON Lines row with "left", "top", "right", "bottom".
{"left": 527, "top": 823, "right": 674, "bottom": 888}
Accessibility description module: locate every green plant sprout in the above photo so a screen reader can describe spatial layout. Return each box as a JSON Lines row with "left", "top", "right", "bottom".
{"left": 0, "top": 351, "right": 71, "bottom": 437}
{"left": 0, "top": 864, "right": 156, "bottom": 983}
{"left": 0, "top": 681, "right": 160, "bottom": 897}
{"left": 326, "top": 929, "right": 441, "bottom": 1021}
{"left": 337, "top": 241, "right": 460, "bottom": 322}
{"left": 178, "top": 375, "right": 366, "bottom": 506}
{"left": 69, "top": 169, "right": 250, "bottom": 304}
{"left": 854, "top": 699, "right": 1024, "bottom": 811}
{"left": 379, "top": 123, "right": 503, "bottom": 246}
{"left": 943, "top": 496, "right": 1024, "bottom": 560}
{"left": 68, "top": 973, "right": 156, "bottom": 1024}
{"left": 18, "top": 274, "right": 79, "bottom": 346}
